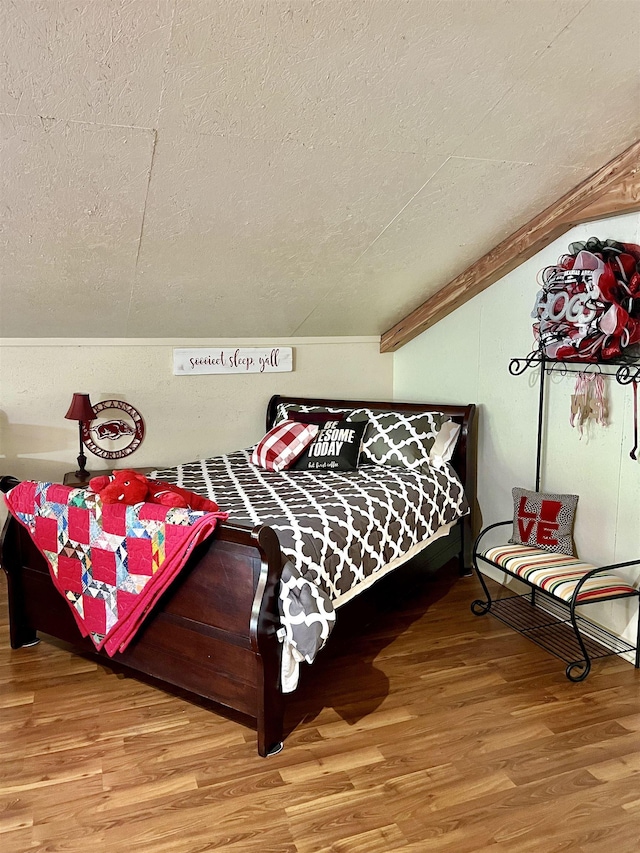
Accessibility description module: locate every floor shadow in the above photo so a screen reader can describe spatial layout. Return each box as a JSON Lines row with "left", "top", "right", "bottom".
{"left": 0, "top": 525, "right": 461, "bottom": 752}
{"left": 282, "top": 557, "right": 460, "bottom": 740}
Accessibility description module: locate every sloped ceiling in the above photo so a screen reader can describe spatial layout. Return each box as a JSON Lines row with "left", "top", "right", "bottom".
{"left": 1, "top": 0, "right": 639, "bottom": 341}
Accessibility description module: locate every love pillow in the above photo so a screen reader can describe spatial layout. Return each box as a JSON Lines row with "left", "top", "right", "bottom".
{"left": 509, "top": 487, "right": 578, "bottom": 555}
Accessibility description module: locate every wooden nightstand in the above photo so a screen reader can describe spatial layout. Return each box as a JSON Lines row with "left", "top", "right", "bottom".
{"left": 63, "top": 467, "right": 155, "bottom": 487}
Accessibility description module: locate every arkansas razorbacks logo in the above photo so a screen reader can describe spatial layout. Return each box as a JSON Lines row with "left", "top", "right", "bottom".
{"left": 91, "top": 420, "right": 136, "bottom": 440}
{"left": 81, "top": 400, "right": 145, "bottom": 460}
{"left": 517, "top": 496, "right": 562, "bottom": 547}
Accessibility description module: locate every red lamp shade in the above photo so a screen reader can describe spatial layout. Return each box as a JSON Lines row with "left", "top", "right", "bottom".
{"left": 65, "top": 393, "right": 97, "bottom": 422}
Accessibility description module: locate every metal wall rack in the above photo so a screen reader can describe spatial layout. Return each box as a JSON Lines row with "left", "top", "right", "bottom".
{"left": 508, "top": 349, "right": 640, "bottom": 490}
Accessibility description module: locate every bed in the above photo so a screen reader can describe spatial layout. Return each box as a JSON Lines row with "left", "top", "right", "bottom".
{"left": 0, "top": 395, "right": 477, "bottom": 756}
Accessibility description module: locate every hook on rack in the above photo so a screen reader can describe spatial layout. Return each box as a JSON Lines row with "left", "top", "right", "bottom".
{"left": 616, "top": 363, "right": 640, "bottom": 386}
{"left": 508, "top": 351, "right": 543, "bottom": 376}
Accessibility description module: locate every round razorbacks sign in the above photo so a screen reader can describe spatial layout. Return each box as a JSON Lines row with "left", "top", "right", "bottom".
{"left": 81, "top": 399, "right": 145, "bottom": 460}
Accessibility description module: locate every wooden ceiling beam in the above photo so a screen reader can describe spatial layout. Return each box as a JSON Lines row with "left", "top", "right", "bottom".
{"left": 560, "top": 169, "right": 640, "bottom": 225}
{"left": 381, "top": 140, "right": 640, "bottom": 353}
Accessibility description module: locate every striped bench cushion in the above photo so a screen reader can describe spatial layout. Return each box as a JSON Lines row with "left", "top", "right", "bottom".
{"left": 483, "top": 544, "right": 637, "bottom": 604}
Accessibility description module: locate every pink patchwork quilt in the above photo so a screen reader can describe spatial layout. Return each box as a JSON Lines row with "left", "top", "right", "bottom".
{"left": 5, "top": 481, "right": 227, "bottom": 655}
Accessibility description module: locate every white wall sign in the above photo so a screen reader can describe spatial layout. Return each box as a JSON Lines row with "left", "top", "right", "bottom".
{"left": 173, "top": 347, "right": 293, "bottom": 376}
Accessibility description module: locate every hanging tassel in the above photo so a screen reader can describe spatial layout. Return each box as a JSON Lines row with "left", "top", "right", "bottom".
{"left": 570, "top": 373, "right": 589, "bottom": 435}
{"left": 570, "top": 372, "right": 609, "bottom": 438}
{"left": 589, "top": 374, "right": 608, "bottom": 427}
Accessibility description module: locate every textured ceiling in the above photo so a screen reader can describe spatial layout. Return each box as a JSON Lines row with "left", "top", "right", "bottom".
{"left": 1, "top": 0, "right": 639, "bottom": 340}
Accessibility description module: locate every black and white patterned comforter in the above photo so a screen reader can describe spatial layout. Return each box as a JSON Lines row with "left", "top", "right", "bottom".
{"left": 151, "top": 450, "right": 468, "bottom": 691}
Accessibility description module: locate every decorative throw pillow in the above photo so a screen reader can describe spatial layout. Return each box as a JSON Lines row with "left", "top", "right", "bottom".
{"left": 251, "top": 420, "right": 319, "bottom": 472}
{"left": 293, "top": 419, "right": 367, "bottom": 472}
{"left": 509, "top": 487, "right": 578, "bottom": 555}
{"left": 354, "top": 411, "right": 449, "bottom": 470}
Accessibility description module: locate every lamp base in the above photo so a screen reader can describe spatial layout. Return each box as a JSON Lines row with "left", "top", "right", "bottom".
{"left": 75, "top": 444, "right": 90, "bottom": 482}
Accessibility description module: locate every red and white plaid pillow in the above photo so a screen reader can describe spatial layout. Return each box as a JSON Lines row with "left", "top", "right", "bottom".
{"left": 251, "top": 420, "right": 319, "bottom": 472}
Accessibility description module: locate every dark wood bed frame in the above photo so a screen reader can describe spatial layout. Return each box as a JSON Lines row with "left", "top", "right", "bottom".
{"left": 0, "top": 395, "right": 476, "bottom": 756}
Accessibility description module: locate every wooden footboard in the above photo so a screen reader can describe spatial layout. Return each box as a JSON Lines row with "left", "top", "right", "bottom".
{"left": 0, "top": 502, "right": 285, "bottom": 757}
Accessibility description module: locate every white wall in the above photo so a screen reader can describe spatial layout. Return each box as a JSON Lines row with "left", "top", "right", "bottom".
{"left": 0, "top": 336, "right": 393, "bottom": 523}
{"left": 394, "top": 212, "right": 640, "bottom": 643}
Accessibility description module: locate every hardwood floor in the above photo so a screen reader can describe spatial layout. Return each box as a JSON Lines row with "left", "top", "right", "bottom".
{"left": 2, "top": 563, "right": 640, "bottom": 852}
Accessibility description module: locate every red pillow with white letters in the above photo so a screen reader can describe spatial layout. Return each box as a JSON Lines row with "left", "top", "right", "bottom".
{"left": 251, "top": 420, "right": 319, "bottom": 472}
{"left": 509, "top": 487, "right": 578, "bottom": 555}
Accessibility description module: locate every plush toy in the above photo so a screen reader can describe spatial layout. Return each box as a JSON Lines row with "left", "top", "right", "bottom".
{"left": 88, "top": 469, "right": 220, "bottom": 512}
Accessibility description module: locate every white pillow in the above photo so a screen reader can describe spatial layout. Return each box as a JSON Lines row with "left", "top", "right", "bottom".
{"left": 428, "top": 420, "right": 461, "bottom": 467}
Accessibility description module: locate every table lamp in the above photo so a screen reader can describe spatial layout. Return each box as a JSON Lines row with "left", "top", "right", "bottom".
{"left": 65, "top": 393, "right": 97, "bottom": 481}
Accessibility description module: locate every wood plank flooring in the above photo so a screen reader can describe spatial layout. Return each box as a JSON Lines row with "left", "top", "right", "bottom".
{"left": 3, "top": 563, "right": 640, "bottom": 852}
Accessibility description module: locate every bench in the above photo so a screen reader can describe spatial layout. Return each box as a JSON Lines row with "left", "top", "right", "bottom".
{"left": 471, "top": 520, "right": 640, "bottom": 681}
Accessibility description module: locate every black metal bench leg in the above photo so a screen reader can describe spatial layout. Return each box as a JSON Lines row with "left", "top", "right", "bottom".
{"left": 468, "top": 520, "right": 515, "bottom": 617}
{"left": 470, "top": 553, "right": 493, "bottom": 616}
{"left": 565, "top": 600, "right": 592, "bottom": 682}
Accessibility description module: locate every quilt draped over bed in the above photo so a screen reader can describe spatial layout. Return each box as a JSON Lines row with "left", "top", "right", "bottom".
{"left": 151, "top": 450, "right": 468, "bottom": 691}
{"left": 4, "top": 481, "right": 227, "bottom": 655}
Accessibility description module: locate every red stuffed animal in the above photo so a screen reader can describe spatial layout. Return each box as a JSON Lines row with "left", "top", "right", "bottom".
{"left": 89, "top": 469, "right": 220, "bottom": 512}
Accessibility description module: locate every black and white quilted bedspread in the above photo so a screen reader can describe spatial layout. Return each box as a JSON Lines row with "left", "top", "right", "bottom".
{"left": 151, "top": 450, "right": 468, "bottom": 691}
